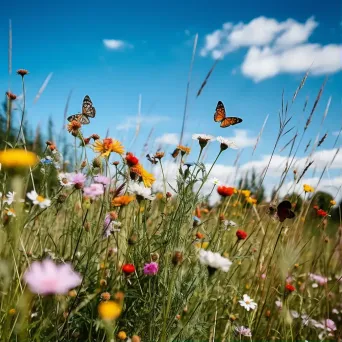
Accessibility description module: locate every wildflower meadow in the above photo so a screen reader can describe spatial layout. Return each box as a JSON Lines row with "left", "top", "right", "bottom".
{"left": 0, "top": 35, "right": 342, "bottom": 342}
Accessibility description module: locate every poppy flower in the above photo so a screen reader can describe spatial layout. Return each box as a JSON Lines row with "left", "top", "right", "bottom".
{"left": 217, "top": 186, "right": 235, "bottom": 197}
{"left": 122, "top": 264, "right": 135, "bottom": 275}
{"left": 236, "top": 230, "right": 248, "bottom": 240}
{"left": 126, "top": 152, "right": 139, "bottom": 166}
{"left": 316, "top": 209, "right": 328, "bottom": 217}
{"left": 285, "top": 284, "right": 295, "bottom": 292}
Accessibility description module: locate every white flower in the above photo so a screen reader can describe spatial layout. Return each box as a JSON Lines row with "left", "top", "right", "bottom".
{"left": 211, "top": 177, "right": 220, "bottom": 185}
{"left": 27, "top": 191, "right": 51, "bottom": 208}
{"left": 5, "top": 208, "right": 16, "bottom": 217}
{"left": 5, "top": 191, "right": 16, "bottom": 205}
{"left": 58, "top": 173, "right": 72, "bottom": 187}
{"left": 192, "top": 134, "right": 215, "bottom": 141}
{"left": 128, "top": 182, "right": 155, "bottom": 200}
{"left": 275, "top": 300, "right": 282, "bottom": 309}
{"left": 239, "top": 294, "right": 257, "bottom": 311}
{"left": 312, "top": 283, "right": 318, "bottom": 288}
{"left": 290, "top": 310, "right": 299, "bottom": 318}
{"left": 199, "top": 249, "right": 232, "bottom": 272}
{"left": 224, "top": 220, "right": 237, "bottom": 228}
{"left": 217, "top": 136, "right": 238, "bottom": 150}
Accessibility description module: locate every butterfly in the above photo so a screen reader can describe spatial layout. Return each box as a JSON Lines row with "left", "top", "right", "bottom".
{"left": 146, "top": 154, "right": 158, "bottom": 164}
{"left": 274, "top": 200, "right": 295, "bottom": 222}
{"left": 171, "top": 148, "right": 180, "bottom": 158}
{"left": 214, "top": 101, "right": 243, "bottom": 128}
{"left": 67, "top": 95, "right": 96, "bottom": 125}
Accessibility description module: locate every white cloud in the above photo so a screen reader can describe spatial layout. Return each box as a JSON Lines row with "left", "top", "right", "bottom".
{"left": 116, "top": 115, "right": 170, "bottom": 131}
{"left": 201, "top": 16, "right": 342, "bottom": 81}
{"left": 103, "top": 39, "right": 133, "bottom": 50}
{"left": 155, "top": 133, "right": 179, "bottom": 146}
{"left": 332, "top": 131, "right": 341, "bottom": 137}
{"left": 242, "top": 44, "right": 342, "bottom": 82}
{"left": 223, "top": 129, "right": 257, "bottom": 148}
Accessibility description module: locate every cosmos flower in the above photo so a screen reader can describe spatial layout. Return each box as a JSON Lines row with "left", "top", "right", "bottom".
{"left": 309, "top": 273, "right": 328, "bottom": 286}
{"left": 27, "top": 191, "right": 51, "bottom": 208}
{"left": 192, "top": 134, "right": 215, "bottom": 148}
{"left": 235, "top": 326, "right": 252, "bottom": 337}
{"left": 199, "top": 249, "right": 232, "bottom": 272}
{"left": 23, "top": 259, "right": 82, "bottom": 295}
{"left": 93, "top": 138, "right": 124, "bottom": 157}
{"left": 83, "top": 183, "right": 104, "bottom": 199}
{"left": 143, "top": 262, "right": 159, "bottom": 276}
{"left": 216, "top": 137, "right": 238, "bottom": 150}
{"left": 128, "top": 182, "right": 155, "bottom": 200}
{"left": 69, "top": 173, "right": 87, "bottom": 188}
{"left": 239, "top": 294, "right": 257, "bottom": 311}
{"left": 94, "top": 175, "right": 111, "bottom": 186}
{"left": 303, "top": 184, "right": 314, "bottom": 193}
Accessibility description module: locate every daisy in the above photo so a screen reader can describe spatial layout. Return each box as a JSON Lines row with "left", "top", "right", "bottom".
{"left": 192, "top": 134, "right": 215, "bottom": 148}
{"left": 5, "top": 191, "right": 16, "bottom": 205}
{"left": 239, "top": 294, "right": 257, "bottom": 311}
{"left": 199, "top": 249, "right": 232, "bottom": 273}
{"left": 128, "top": 182, "right": 155, "bottom": 200}
{"left": 58, "top": 173, "right": 73, "bottom": 187}
{"left": 27, "top": 191, "right": 51, "bottom": 208}
{"left": 216, "top": 137, "right": 238, "bottom": 150}
{"left": 211, "top": 177, "right": 220, "bottom": 185}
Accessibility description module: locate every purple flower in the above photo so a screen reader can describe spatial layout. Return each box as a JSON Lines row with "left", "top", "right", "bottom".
{"left": 94, "top": 175, "right": 110, "bottom": 186}
{"left": 23, "top": 259, "right": 82, "bottom": 295}
{"left": 325, "top": 319, "right": 336, "bottom": 332}
{"left": 235, "top": 326, "right": 252, "bottom": 337}
{"left": 69, "top": 173, "right": 86, "bottom": 188}
{"left": 83, "top": 183, "right": 104, "bottom": 199}
{"left": 309, "top": 273, "right": 328, "bottom": 286}
{"left": 103, "top": 213, "right": 121, "bottom": 238}
{"left": 143, "top": 262, "right": 159, "bottom": 276}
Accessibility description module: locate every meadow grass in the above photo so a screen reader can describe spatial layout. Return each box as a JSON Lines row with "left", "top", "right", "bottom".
{"left": 0, "top": 70, "right": 341, "bottom": 342}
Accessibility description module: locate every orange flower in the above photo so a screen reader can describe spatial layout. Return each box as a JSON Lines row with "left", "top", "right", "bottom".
{"left": 130, "top": 163, "right": 155, "bottom": 187}
{"left": 177, "top": 145, "right": 191, "bottom": 155}
{"left": 155, "top": 151, "right": 165, "bottom": 159}
{"left": 112, "top": 195, "right": 135, "bottom": 207}
{"left": 67, "top": 120, "right": 82, "bottom": 135}
{"left": 17, "top": 69, "right": 29, "bottom": 77}
{"left": 94, "top": 138, "right": 124, "bottom": 157}
{"left": 196, "top": 232, "right": 204, "bottom": 239}
{"left": 6, "top": 91, "right": 17, "bottom": 100}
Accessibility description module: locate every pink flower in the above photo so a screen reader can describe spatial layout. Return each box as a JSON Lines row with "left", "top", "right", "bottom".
{"left": 325, "top": 319, "right": 336, "bottom": 332}
{"left": 261, "top": 273, "right": 266, "bottom": 280}
{"left": 94, "top": 175, "right": 110, "bottom": 186}
{"left": 309, "top": 273, "right": 328, "bottom": 286}
{"left": 24, "top": 259, "right": 82, "bottom": 295}
{"left": 103, "top": 213, "right": 121, "bottom": 238}
{"left": 83, "top": 183, "right": 104, "bottom": 199}
{"left": 69, "top": 173, "right": 86, "bottom": 188}
{"left": 143, "top": 262, "right": 159, "bottom": 276}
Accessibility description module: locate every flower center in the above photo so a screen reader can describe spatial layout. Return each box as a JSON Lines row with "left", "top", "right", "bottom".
{"left": 37, "top": 195, "right": 45, "bottom": 202}
{"left": 246, "top": 300, "right": 250, "bottom": 304}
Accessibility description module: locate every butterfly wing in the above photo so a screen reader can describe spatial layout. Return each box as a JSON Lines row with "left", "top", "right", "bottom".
{"left": 277, "top": 201, "right": 295, "bottom": 222}
{"left": 67, "top": 114, "right": 82, "bottom": 122}
{"left": 220, "top": 117, "right": 243, "bottom": 128}
{"left": 214, "top": 101, "right": 226, "bottom": 122}
{"left": 79, "top": 115, "right": 90, "bottom": 124}
{"left": 171, "top": 148, "right": 180, "bottom": 158}
{"left": 82, "top": 95, "right": 96, "bottom": 118}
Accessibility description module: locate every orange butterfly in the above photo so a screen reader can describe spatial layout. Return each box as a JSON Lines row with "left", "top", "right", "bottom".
{"left": 214, "top": 101, "right": 242, "bottom": 128}
{"left": 67, "top": 95, "right": 96, "bottom": 125}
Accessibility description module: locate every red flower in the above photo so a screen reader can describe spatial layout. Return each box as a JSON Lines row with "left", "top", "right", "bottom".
{"left": 285, "top": 283, "right": 295, "bottom": 292}
{"left": 313, "top": 205, "right": 319, "bottom": 210}
{"left": 317, "top": 209, "right": 328, "bottom": 217}
{"left": 217, "top": 186, "right": 235, "bottom": 197}
{"left": 236, "top": 230, "right": 248, "bottom": 240}
{"left": 122, "top": 264, "right": 135, "bottom": 275}
{"left": 125, "top": 152, "right": 139, "bottom": 166}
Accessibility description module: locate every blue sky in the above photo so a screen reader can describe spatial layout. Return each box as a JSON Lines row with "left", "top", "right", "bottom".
{"left": 0, "top": 0, "right": 341, "bottom": 197}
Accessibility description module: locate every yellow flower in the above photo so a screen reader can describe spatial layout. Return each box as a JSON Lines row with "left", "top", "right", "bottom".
{"left": 156, "top": 192, "right": 164, "bottom": 200}
{"left": 98, "top": 301, "right": 122, "bottom": 320}
{"left": 303, "top": 184, "right": 314, "bottom": 193}
{"left": 130, "top": 164, "right": 156, "bottom": 187}
{"left": 240, "top": 189, "right": 251, "bottom": 198}
{"left": 330, "top": 200, "right": 336, "bottom": 206}
{"left": 246, "top": 197, "right": 257, "bottom": 205}
{"left": 117, "top": 331, "right": 127, "bottom": 340}
{"left": 8, "top": 308, "right": 16, "bottom": 315}
{"left": 93, "top": 138, "right": 124, "bottom": 157}
{"left": 0, "top": 149, "right": 38, "bottom": 167}
{"left": 194, "top": 241, "right": 209, "bottom": 249}
{"left": 177, "top": 145, "right": 191, "bottom": 155}
{"left": 112, "top": 195, "right": 135, "bottom": 207}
